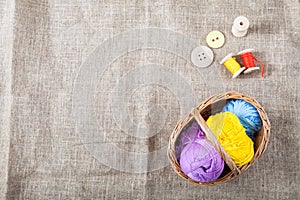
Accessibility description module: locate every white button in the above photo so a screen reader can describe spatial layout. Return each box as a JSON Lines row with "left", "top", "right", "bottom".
{"left": 191, "top": 46, "right": 214, "bottom": 68}
{"left": 206, "top": 30, "right": 225, "bottom": 49}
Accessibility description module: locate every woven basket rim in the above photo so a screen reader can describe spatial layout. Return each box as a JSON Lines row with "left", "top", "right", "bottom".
{"left": 168, "top": 91, "right": 271, "bottom": 186}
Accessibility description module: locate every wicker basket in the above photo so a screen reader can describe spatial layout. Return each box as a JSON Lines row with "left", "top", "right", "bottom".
{"left": 168, "top": 91, "right": 271, "bottom": 186}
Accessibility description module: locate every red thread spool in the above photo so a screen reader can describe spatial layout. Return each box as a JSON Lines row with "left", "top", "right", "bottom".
{"left": 238, "top": 49, "right": 265, "bottom": 77}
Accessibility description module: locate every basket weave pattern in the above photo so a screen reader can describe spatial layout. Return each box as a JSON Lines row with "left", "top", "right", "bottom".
{"left": 168, "top": 91, "right": 271, "bottom": 186}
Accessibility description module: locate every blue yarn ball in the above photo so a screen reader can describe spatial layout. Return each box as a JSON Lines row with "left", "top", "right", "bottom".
{"left": 222, "top": 99, "right": 262, "bottom": 141}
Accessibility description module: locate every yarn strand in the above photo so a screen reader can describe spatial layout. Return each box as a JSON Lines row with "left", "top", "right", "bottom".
{"left": 254, "top": 57, "right": 265, "bottom": 77}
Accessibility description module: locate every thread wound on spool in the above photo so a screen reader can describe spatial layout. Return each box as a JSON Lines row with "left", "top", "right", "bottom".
{"left": 233, "top": 16, "right": 250, "bottom": 31}
{"left": 231, "top": 26, "right": 248, "bottom": 37}
{"left": 206, "top": 112, "right": 254, "bottom": 166}
{"left": 238, "top": 49, "right": 265, "bottom": 77}
{"left": 220, "top": 53, "right": 245, "bottom": 78}
{"left": 232, "top": 16, "right": 249, "bottom": 37}
{"left": 222, "top": 99, "right": 262, "bottom": 141}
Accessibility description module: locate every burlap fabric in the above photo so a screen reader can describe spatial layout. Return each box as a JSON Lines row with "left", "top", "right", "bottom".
{"left": 0, "top": 0, "right": 299, "bottom": 199}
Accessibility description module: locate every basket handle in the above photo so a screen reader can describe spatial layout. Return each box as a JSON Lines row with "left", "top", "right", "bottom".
{"left": 192, "top": 108, "right": 241, "bottom": 176}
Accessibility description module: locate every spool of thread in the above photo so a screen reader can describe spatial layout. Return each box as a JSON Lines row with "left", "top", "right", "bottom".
{"left": 220, "top": 53, "right": 245, "bottom": 79}
{"left": 222, "top": 99, "right": 262, "bottom": 141}
{"left": 231, "top": 16, "right": 250, "bottom": 37}
{"left": 238, "top": 49, "right": 265, "bottom": 77}
{"left": 206, "top": 112, "right": 254, "bottom": 167}
{"left": 180, "top": 138, "right": 225, "bottom": 183}
{"left": 176, "top": 122, "right": 225, "bottom": 182}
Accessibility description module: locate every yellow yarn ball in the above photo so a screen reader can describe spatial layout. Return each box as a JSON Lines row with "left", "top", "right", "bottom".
{"left": 206, "top": 112, "right": 254, "bottom": 166}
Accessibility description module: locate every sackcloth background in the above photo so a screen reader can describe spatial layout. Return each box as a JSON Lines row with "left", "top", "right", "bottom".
{"left": 0, "top": 0, "right": 299, "bottom": 199}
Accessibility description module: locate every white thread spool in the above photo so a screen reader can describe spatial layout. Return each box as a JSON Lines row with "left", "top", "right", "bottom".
{"left": 231, "top": 16, "right": 250, "bottom": 37}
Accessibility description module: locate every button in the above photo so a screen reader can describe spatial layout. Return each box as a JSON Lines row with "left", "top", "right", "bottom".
{"left": 206, "top": 30, "right": 225, "bottom": 49}
{"left": 191, "top": 46, "right": 214, "bottom": 68}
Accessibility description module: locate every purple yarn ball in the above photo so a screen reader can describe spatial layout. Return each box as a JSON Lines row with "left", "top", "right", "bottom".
{"left": 179, "top": 138, "right": 225, "bottom": 183}
{"left": 175, "top": 122, "right": 205, "bottom": 159}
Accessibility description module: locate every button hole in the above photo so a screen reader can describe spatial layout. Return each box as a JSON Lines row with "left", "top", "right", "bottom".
{"left": 216, "top": 37, "right": 219, "bottom": 40}
{"left": 212, "top": 39, "right": 215, "bottom": 42}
